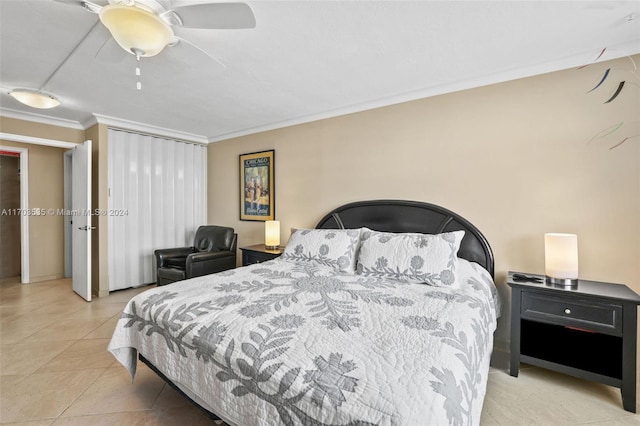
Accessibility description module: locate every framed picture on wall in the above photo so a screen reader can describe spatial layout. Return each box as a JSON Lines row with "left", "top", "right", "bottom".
{"left": 239, "top": 149, "right": 275, "bottom": 221}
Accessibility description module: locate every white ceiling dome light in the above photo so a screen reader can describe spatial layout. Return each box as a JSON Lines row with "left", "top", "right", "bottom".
{"left": 9, "top": 89, "right": 61, "bottom": 109}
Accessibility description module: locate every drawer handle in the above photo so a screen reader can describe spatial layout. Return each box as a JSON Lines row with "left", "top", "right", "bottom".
{"left": 564, "top": 308, "right": 571, "bottom": 315}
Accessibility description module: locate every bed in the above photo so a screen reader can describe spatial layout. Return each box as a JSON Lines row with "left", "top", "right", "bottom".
{"left": 108, "top": 200, "right": 499, "bottom": 425}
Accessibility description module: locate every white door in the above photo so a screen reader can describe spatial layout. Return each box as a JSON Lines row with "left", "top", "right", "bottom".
{"left": 72, "top": 140, "right": 92, "bottom": 301}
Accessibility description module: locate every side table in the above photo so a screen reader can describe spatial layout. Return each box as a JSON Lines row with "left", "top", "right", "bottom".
{"left": 508, "top": 271, "right": 640, "bottom": 412}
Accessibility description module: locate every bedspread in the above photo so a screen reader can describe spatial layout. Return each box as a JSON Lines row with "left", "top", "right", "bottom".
{"left": 108, "top": 258, "right": 498, "bottom": 426}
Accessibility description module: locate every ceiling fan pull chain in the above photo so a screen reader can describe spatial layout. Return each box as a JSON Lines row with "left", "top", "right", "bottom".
{"left": 133, "top": 48, "right": 143, "bottom": 90}
{"left": 136, "top": 55, "right": 142, "bottom": 91}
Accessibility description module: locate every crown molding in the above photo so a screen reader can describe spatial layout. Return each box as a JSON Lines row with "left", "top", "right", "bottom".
{"left": 0, "top": 107, "right": 85, "bottom": 130}
{"left": 0, "top": 108, "right": 209, "bottom": 145}
{"left": 92, "top": 114, "right": 209, "bottom": 145}
{"left": 0, "top": 132, "right": 78, "bottom": 148}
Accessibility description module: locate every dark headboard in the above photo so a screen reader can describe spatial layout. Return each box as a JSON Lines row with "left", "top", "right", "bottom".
{"left": 316, "top": 200, "right": 494, "bottom": 278}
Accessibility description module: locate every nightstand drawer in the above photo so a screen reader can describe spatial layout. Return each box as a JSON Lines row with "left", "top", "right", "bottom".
{"left": 521, "top": 292, "right": 622, "bottom": 335}
{"left": 244, "top": 251, "right": 276, "bottom": 265}
{"left": 240, "top": 244, "right": 284, "bottom": 266}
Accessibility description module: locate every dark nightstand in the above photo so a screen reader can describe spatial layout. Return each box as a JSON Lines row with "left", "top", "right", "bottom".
{"left": 508, "top": 271, "right": 640, "bottom": 412}
{"left": 240, "top": 244, "right": 284, "bottom": 266}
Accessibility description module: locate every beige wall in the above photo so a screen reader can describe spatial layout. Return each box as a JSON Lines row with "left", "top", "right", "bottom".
{"left": 0, "top": 117, "right": 85, "bottom": 282}
{"left": 207, "top": 56, "right": 640, "bottom": 348}
{"left": 0, "top": 116, "right": 85, "bottom": 142}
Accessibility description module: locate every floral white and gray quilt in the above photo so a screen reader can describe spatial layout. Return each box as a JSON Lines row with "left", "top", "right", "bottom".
{"left": 108, "top": 258, "right": 498, "bottom": 426}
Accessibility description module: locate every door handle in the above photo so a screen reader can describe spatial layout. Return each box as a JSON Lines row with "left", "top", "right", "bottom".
{"left": 78, "top": 226, "right": 97, "bottom": 231}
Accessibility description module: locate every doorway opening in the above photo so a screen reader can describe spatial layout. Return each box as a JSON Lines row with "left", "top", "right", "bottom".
{"left": 0, "top": 152, "right": 21, "bottom": 282}
{"left": 0, "top": 146, "right": 29, "bottom": 283}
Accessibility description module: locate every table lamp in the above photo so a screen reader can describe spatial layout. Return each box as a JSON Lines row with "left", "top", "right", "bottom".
{"left": 544, "top": 233, "right": 579, "bottom": 287}
{"left": 265, "top": 220, "right": 280, "bottom": 250}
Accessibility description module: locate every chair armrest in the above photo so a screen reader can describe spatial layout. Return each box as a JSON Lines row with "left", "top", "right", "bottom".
{"left": 187, "top": 251, "right": 234, "bottom": 263}
{"left": 155, "top": 247, "right": 195, "bottom": 267}
{"left": 186, "top": 251, "right": 236, "bottom": 278}
{"left": 230, "top": 233, "right": 238, "bottom": 252}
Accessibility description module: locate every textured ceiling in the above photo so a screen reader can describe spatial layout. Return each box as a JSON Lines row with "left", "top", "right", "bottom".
{"left": 1, "top": 0, "right": 639, "bottom": 142}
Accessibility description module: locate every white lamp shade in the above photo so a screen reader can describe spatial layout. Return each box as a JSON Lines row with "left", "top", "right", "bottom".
{"left": 99, "top": 4, "right": 174, "bottom": 57}
{"left": 265, "top": 220, "right": 280, "bottom": 248}
{"left": 9, "top": 89, "right": 60, "bottom": 109}
{"left": 545, "top": 233, "right": 579, "bottom": 279}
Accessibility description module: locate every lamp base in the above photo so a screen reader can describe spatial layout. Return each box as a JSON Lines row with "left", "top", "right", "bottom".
{"left": 265, "top": 245, "right": 279, "bottom": 250}
{"left": 546, "top": 276, "right": 578, "bottom": 288}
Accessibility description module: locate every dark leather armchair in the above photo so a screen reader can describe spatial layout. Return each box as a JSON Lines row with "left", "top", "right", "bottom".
{"left": 155, "top": 225, "right": 237, "bottom": 286}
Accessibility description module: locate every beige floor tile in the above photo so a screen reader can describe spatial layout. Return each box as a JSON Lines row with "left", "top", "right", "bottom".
{"left": 0, "top": 369, "right": 104, "bottom": 423}
{"left": 37, "top": 339, "right": 116, "bottom": 372}
{"left": 82, "top": 315, "right": 122, "bottom": 340}
{"left": 0, "top": 316, "right": 55, "bottom": 344}
{"left": 482, "top": 366, "right": 635, "bottom": 425}
{"left": 1, "top": 283, "right": 71, "bottom": 306}
{"left": 21, "top": 318, "right": 112, "bottom": 343}
{"left": 140, "top": 406, "right": 222, "bottom": 425}
{"left": 584, "top": 417, "right": 640, "bottom": 426}
{"left": 149, "top": 385, "right": 230, "bottom": 424}
{"left": 60, "top": 364, "right": 165, "bottom": 417}
{"left": 29, "top": 300, "right": 91, "bottom": 318}
{"left": 152, "top": 383, "right": 194, "bottom": 410}
{"left": 63, "top": 302, "right": 129, "bottom": 321}
{"left": 0, "top": 373, "right": 29, "bottom": 390}
{"left": 0, "top": 305, "right": 30, "bottom": 321}
{"left": 1, "top": 420, "right": 56, "bottom": 426}
{"left": 1, "top": 340, "right": 75, "bottom": 375}
{"left": 50, "top": 411, "right": 149, "bottom": 425}
{"left": 51, "top": 406, "right": 220, "bottom": 426}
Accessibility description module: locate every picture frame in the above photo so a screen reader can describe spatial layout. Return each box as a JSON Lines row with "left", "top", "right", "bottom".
{"left": 239, "top": 149, "right": 275, "bottom": 221}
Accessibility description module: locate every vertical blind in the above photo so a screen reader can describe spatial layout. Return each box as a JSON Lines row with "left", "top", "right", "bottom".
{"left": 108, "top": 129, "right": 207, "bottom": 290}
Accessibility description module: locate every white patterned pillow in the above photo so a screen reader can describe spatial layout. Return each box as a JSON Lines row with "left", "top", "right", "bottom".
{"left": 356, "top": 229, "right": 465, "bottom": 287}
{"left": 281, "top": 228, "right": 362, "bottom": 273}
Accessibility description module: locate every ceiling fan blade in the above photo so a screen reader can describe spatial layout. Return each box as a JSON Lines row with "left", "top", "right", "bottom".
{"left": 52, "top": 0, "right": 104, "bottom": 13}
{"left": 171, "top": 3, "right": 256, "bottom": 29}
{"left": 52, "top": 0, "right": 87, "bottom": 4}
{"left": 169, "top": 37, "right": 227, "bottom": 69}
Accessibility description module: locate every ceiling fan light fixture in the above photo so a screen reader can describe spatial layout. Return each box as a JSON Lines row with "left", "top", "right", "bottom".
{"left": 9, "top": 89, "right": 61, "bottom": 109}
{"left": 99, "top": 4, "right": 174, "bottom": 57}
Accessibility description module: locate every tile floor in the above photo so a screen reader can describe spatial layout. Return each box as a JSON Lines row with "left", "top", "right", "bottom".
{"left": 1, "top": 277, "right": 638, "bottom": 425}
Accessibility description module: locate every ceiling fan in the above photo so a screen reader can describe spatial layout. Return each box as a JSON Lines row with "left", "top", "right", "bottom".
{"left": 54, "top": 0, "right": 255, "bottom": 87}
{"left": 56, "top": 0, "right": 255, "bottom": 57}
